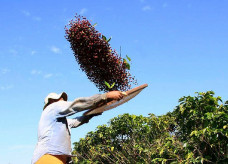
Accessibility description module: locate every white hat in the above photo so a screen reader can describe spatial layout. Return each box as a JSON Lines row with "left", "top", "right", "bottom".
{"left": 43, "top": 92, "right": 68, "bottom": 109}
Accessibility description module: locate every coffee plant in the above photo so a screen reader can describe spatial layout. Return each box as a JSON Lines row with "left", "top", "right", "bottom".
{"left": 72, "top": 91, "right": 228, "bottom": 163}
{"left": 65, "top": 14, "right": 137, "bottom": 92}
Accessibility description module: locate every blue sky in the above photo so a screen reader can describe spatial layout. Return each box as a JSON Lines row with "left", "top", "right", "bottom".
{"left": 1, "top": 0, "right": 228, "bottom": 163}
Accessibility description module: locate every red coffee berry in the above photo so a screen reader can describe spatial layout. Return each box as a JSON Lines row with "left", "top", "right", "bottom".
{"left": 65, "top": 14, "right": 137, "bottom": 92}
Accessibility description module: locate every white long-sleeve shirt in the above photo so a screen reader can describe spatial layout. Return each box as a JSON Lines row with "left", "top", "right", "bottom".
{"left": 31, "top": 94, "right": 107, "bottom": 164}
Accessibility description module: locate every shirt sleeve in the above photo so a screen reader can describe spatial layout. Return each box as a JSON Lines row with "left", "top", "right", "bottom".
{"left": 52, "top": 93, "right": 107, "bottom": 117}
{"left": 67, "top": 116, "right": 90, "bottom": 128}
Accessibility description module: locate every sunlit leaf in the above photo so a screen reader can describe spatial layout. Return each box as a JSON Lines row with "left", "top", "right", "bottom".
{"left": 126, "top": 55, "right": 131, "bottom": 61}
{"left": 102, "top": 35, "right": 107, "bottom": 41}
{"left": 104, "top": 81, "right": 111, "bottom": 88}
{"left": 110, "top": 82, "right": 115, "bottom": 88}
{"left": 92, "top": 22, "right": 97, "bottom": 27}
{"left": 107, "top": 37, "right": 112, "bottom": 42}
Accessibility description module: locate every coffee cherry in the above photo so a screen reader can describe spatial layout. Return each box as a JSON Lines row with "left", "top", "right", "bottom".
{"left": 65, "top": 14, "right": 137, "bottom": 92}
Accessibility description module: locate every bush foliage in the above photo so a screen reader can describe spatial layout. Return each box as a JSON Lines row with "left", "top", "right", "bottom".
{"left": 72, "top": 91, "right": 228, "bottom": 163}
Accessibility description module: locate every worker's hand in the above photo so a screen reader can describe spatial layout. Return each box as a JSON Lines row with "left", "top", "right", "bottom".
{"left": 106, "top": 91, "right": 125, "bottom": 100}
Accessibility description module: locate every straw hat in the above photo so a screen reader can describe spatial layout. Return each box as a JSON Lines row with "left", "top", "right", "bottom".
{"left": 43, "top": 92, "right": 68, "bottom": 110}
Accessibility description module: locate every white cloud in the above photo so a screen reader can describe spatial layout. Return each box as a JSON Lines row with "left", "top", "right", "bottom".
{"left": 9, "top": 49, "right": 18, "bottom": 55}
{"left": 31, "top": 69, "right": 42, "bottom": 75}
{"left": 50, "top": 46, "right": 61, "bottom": 54}
{"left": 21, "top": 10, "right": 41, "bottom": 21}
{"left": 142, "top": 5, "right": 151, "bottom": 11}
{"left": 31, "top": 50, "right": 37, "bottom": 55}
{"left": 1, "top": 68, "right": 10, "bottom": 74}
{"left": 21, "top": 10, "right": 31, "bottom": 16}
{"left": 33, "top": 16, "right": 42, "bottom": 21}
{"left": 30, "top": 69, "right": 61, "bottom": 79}
{"left": 79, "top": 8, "right": 88, "bottom": 15}
{"left": 44, "top": 73, "right": 53, "bottom": 79}
{"left": 0, "top": 85, "right": 14, "bottom": 90}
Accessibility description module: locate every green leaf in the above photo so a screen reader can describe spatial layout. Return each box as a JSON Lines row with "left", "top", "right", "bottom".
{"left": 92, "top": 23, "right": 97, "bottom": 27}
{"left": 159, "top": 149, "right": 164, "bottom": 155}
{"left": 203, "top": 128, "right": 207, "bottom": 134}
{"left": 201, "top": 158, "right": 204, "bottom": 163}
{"left": 126, "top": 63, "right": 130, "bottom": 70}
{"left": 170, "top": 162, "right": 178, "bottom": 164}
{"left": 110, "top": 82, "right": 115, "bottom": 88}
{"left": 104, "top": 81, "right": 115, "bottom": 89}
{"left": 126, "top": 55, "right": 131, "bottom": 61}
{"left": 102, "top": 35, "right": 111, "bottom": 42}
{"left": 102, "top": 35, "right": 107, "bottom": 41}
{"left": 187, "top": 152, "right": 194, "bottom": 159}
{"left": 107, "top": 37, "right": 112, "bottom": 42}
{"left": 104, "top": 81, "right": 111, "bottom": 88}
{"left": 179, "top": 105, "right": 185, "bottom": 114}
{"left": 123, "top": 59, "right": 130, "bottom": 70}
{"left": 190, "top": 130, "right": 197, "bottom": 137}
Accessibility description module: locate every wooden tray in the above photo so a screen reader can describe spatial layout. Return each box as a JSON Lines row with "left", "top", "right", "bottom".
{"left": 83, "top": 84, "right": 148, "bottom": 116}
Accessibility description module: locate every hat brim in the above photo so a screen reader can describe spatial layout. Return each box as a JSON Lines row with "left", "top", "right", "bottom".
{"left": 43, "top": 92, "right": 68, "bottom": 110}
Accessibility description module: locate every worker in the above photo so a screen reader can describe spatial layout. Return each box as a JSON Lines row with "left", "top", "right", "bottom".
{"left": 32, "top": 91, "right": 123, "bottom": 164}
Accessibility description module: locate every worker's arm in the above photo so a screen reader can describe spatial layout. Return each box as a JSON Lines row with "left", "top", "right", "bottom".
{"left": 67, "top": 113, "right": 102, "bottom": 128}
{"left": 55, "top": 91, "right": 123, "bottom": 117}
